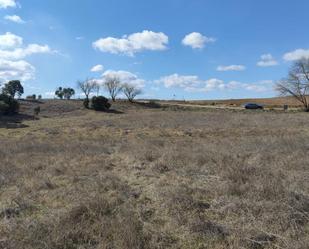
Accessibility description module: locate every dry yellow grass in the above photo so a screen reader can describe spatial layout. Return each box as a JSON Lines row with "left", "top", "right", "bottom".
{"left": 164, "top": 96, "right": 308, "bottom": 108}
{"left": 0, "top": 100, "right": 308, "bottom": 249}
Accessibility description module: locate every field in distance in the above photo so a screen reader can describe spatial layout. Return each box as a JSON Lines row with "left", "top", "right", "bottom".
{"left": 0, "top": 99, "right": 308, "bottom": 249}
{"left": 159, "top": 96, "right": 304, "bottom": 109}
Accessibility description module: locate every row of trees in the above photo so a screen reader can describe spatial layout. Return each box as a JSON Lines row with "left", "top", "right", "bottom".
{"left": 54, "top": 77, "right": 142, "bottom": 105}
{"left": 76, "top": 77, "right": 142, "bottom": 107}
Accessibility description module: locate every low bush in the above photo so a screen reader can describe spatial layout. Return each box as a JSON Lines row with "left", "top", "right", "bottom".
{"left": 0, "top": 94, "right": 19, "bottom": 115}
{"left": 0, "top": 101, "right": 9, "bottom": 114}
{"left": 26, "top": 94, "right": 36, "bottom": 100}
{"left": 83, "top": 99, "right": 90, "bottom": 109}
{"left": 91, "top": 96, "right": 111, "bottom": 111}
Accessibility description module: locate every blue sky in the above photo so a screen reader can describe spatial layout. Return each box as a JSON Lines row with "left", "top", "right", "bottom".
{"left": 0, "top": 0, "right": 309, "bottom": 100}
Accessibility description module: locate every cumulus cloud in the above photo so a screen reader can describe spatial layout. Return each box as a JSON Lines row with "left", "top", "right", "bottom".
{"left": 156, "top": 73, "right": 273, "bottom": 93}
{"left": 217, "top": 65, "right": 246, "bottom": 71}
{"left": 0, "top": 0, "right": 16, "bottom": 8}
{"left": 257, "top": 54, "right": 278, "bottom": 67}
{"left": 93, "top": 30, "right": 168, "bottom": 56}
{"left": 198, "top": 78, "right": 225, "bottom": 92}
{"left": 4, "top": 15, "right": 25, "bottom": 23}
{"left": 0, "top": 32, "right": 54, "bottom": 82}
{"left": 90, "top": 64, "right": 104, "bottom": 72}
{"left": 155, "top": 74, "right": 202, "bottom": 89}
{"left": 0, "top": 32, "right": 23, "bottom": 49}
{"left": 0, "top": 43, "right": 52, "bottom": 60}
{"left": 283, "top": 49, "right": 309, "bottom": 61}
{"left": 0, "top": 59, "right": 35, "bottom": 81}
{"left": 182, "top": 32, "right": 216, "bottom": 49}
{"left": 102, "top": 70, "right": 145, "bottom": 89}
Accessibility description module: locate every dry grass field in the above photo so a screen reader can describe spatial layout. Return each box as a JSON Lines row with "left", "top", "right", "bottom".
{"left": 163, "top": 96, "right": 306, "bottom": 109}
{"left": 0, "top": 100, "right": 308, "bottom": 249}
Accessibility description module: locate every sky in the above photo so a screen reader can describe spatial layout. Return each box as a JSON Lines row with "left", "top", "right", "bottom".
{"left": 0, "top": 0, "right": 309, "bottom": 100}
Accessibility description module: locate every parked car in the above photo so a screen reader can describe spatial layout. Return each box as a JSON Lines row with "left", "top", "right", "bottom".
{"left": 244, "top": 103, "right": 264, "bottom": 110}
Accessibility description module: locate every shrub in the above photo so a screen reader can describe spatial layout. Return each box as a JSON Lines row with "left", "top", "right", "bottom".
{"left": 34, "top": 106, "right": 41, "bottom": 116}
{"left": 91, "top": 96, "right": 111, "bottom": 111}
{"left": 0, "top": 101, "right": 9, "bottom": 114}
{"left": 83, "top": 99, "right": 90, "bottom": 109}
{"left": 0, "top": 94, "right": 19, "bottom": 114}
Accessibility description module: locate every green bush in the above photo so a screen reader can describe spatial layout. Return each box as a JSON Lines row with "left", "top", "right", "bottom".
{"left": 0, "top": 101, "right": 9, "bottom": 114}
{"left": 91, "top": 96, "right": 111, "bottom": 111}
{"left": 0, "top": 94, "right": 19, "bottom": 115}
{"left": 83, "top": 99, "right": 90, "bottom": 109}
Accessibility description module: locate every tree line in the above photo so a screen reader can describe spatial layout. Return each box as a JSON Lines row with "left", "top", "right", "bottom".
{"left": 76, "top": 77, "right": 141, "bottom": 108}
{"left": 54, "top": 77, "right": 142, "bottom": 103}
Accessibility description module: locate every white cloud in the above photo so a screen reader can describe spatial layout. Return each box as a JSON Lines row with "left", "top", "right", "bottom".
{"left": 44, "top": 91, "right": 55, "bottom": 97}
{"left": 0, "top": 59, "right": 35, "bottom": 81}
{"left": 102, "top": 70, "right": 145, "bottom": 89}
{"left": 283, "top": 49, "right": 309, "bottom": 61}
{"left": 0, "top": 32, "right": 52, "bottom": 60}
{"left": 0, "top": 44, "right": 52, "bottom": 60}
{"left": 4, "top": 15, "right": 25, "bottom": 24}
{"left": 91, "top": 64, "right": 104, "bottom": 72}
{"left": 156, "top": 73, "right": 273, "bottom": 93}
{"left": 0, "top": 0, "right": 16, "bottom": 8}
{"left": 76, "top": 36, "right": 84, "bottom": 40}
{"left": 155, "top": 74, "right": 202, "bottom": 89}
{"left": 0, "top": 32, "right": 54, "bottom": 82}
{"left": 257, "top": 54, "right": 278, "bottom": 67}
{"left": 203, "top": 78, "right": 225, "bottom": 91}
{"left": 187, "top": 79, "right": 226, "bottom": 92}
{"left": 93, "top": 30, "right": 168, "bottom": 56}
{"left": 225, "top": 80, "right": 273, "bottom": 93}
{"left": 182, "top": 32, "right": 216, "bottom": 49}
{"left": 217, "top": 65, "right": 246, "bottom": 71}
{"left": 0, "top": 32, "right": 23, "bottom": 49}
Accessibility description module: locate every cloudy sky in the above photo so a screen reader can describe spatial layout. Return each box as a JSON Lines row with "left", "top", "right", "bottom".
{"left": 0, "top": 0, "right": 309, "bottom": 100}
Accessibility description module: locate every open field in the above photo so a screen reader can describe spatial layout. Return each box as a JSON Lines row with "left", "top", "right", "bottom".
{"left": 159, "top": 96, "right": 306, "bottom": 109}
{"left": 0, "top": 100, "right": 308, "bottom": 249}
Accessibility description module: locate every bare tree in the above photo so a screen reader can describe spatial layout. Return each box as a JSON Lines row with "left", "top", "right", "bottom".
{"left": 122, "top": 83, "right": 142, "bottom": 102}
{"left": 104, "top": 77, "right": 122, "bottom": 102}
{"left": 276, "top": 59, "right": 309, "bottom": 111}
{"left": 94, "top": 83, "right": 100, "bottom": 96}
{"left": 77, "top": 78, "right": 98, "bottom": 108}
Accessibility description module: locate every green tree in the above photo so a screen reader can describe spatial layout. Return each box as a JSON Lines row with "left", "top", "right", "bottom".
{"left": 55, "top": 87, "right": 64, "bottom": 99}
{"left": 2, "top": 80, "right": 24, "bottom": 98}
{"left": 63, "top": 88, "right": 75, "bottom": 100}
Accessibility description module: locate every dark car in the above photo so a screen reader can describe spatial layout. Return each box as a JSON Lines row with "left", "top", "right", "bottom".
{"left": 244, "top": 103, "right": 264, "bottom": 110}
